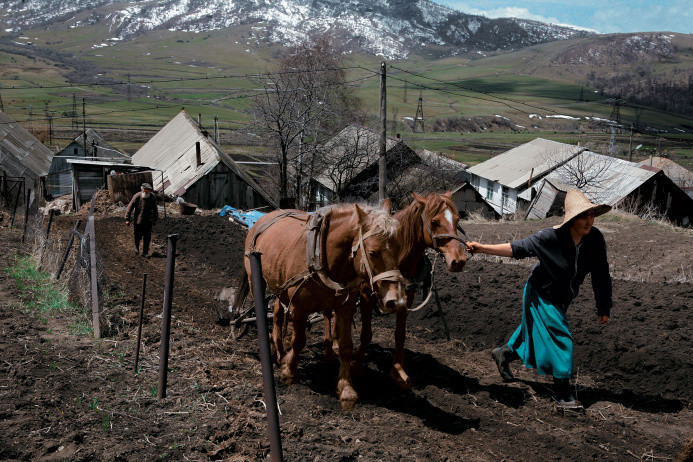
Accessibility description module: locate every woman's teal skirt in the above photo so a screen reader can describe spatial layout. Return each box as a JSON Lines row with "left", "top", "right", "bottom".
{"left": 508, "top": 281, "right": 573, "bottom": 379}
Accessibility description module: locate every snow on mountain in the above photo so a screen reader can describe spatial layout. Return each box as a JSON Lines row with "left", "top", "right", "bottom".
{"left": 0, "top": 0, "right": 593, "bottom": 58}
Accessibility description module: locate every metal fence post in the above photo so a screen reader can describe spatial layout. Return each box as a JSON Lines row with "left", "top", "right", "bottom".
{"left": 158, "top": 234, "right": 178, "bottom": 399}
{"left": 249, "top": 252, "right": 283, "bottom": 462}
{"left": 134, "top": 273, "right": 147, "bottom": 373}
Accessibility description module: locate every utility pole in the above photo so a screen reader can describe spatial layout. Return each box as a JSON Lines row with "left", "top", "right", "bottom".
{"left": 82, "top": 98, "right": 87, "bottom": 157}
{"left": 127, "top": 74, "right": 132, "bottom": 102}
{"left": 634, "top": 107, "right": 643, "bottom": 131}
{"left": 403, "top": 81, "right": 407, "bottom": 103}
{"left": 378, "top": 61, "right": 387, "bottom": 204}
{"left": 414, "top": 92, "right": 424, "bottom": 133}
{"left": 28, "top": 105, "right": 33, "bottom": 132}
{"left": 629, "top": 123, "right": 634, "bottom": 161}
{"left": 72, "top": 94, "right": 78, "bottom": 130}
{"left": 214, "top": 116, "right": 219, "bottom": 144}
{"left": 0, "top": 91, "right": 4, "bottom": 111}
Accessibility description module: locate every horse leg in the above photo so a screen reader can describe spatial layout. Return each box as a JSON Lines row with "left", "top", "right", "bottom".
{"left": 390, "top": 292, "right": 413, "bottom": 390}
{"left": 351, "top": 295, "right": 373, "bottom": 377}
{"left": 280, "top": 309, "right": 307, "bottom": 385}
{"left": 335, "top": 304, "right": 358, "bottom": 411}
{"left": 271, "top": 299, "right": 285, "bottom": 365}
{"left": 322, "top": 309, "right": 338, "bottom": 360}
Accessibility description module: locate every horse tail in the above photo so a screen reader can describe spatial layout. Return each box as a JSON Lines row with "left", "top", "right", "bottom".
{"left": 231, "top": 266, "right": 251, "bottom": 315}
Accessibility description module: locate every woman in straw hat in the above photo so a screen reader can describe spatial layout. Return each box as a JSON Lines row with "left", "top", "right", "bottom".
{"left": 466, "top": 189, "right": 613, "bottom": 406}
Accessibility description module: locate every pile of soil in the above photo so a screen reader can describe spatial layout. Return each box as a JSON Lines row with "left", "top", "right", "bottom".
{"left": 76, "top": 190, "right": 126, "bottom": 216}
{"left": 1, "top": 212, "right": 691, "bottom": 461}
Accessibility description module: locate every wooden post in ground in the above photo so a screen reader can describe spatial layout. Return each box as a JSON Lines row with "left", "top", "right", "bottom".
{"left": 21, "top": 189, "right": 31, "bottom": 243}
{"left": 9, "top": 183, "right": 21, "bottom": 228}
{"left": 158, "top": 234, "right": 178, "bottom": 399}
{"left": 38, "top": 209, "right": 56, "bottom": 266}
{"left": 55, "top": 219, "right": 82, "bottom": 280}
{"left": 87, "top": 192, "right": 100, "bottom": 338}
{"left": 134, "top": 273, "right": 147, "bottom": 373}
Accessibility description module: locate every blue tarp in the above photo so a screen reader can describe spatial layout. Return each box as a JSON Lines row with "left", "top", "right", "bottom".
{"left": 219, "top": 206, "right": 266, "bottom": 229}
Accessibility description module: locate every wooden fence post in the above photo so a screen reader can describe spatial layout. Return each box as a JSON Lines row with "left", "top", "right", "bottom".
{"left": 21, "top": 189, "right": 31, "bottom": 243}
{"left": 55, "top": 219, "right": 82, "bottom": 280}
{"left": 158, "top": 234, "right": 178, "bottom": 399}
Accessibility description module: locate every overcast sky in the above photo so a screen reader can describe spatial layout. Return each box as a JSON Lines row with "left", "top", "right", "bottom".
{"left": 439, "top": 0, "right": 691, "bottom": 34}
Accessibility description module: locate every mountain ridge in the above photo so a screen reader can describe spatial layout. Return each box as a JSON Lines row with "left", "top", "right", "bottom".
{"left": 0, "top": 0, "right": 593, "bottom": 58}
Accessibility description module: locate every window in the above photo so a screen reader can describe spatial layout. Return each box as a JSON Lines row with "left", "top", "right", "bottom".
{"left": 472, "top": 175, "right": 479, "bottom": 189}
{"left": 486, "top": 182, "right": 494, "bottom": 200}
{"left": 502, "top": 187, "right": 509, "bottom": 207}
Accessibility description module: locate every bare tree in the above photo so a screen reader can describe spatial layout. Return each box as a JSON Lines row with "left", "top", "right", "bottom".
{"left": 548, "top": 149, "right": 617, "bottom": 202}
{"left": 250, "top": 34, "right": 362, "bottom": 207}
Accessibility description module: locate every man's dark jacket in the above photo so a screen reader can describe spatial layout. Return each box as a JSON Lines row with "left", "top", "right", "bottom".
{"left": 510, "top": 227, "right": 612, "bottom": 317}
{"left": 125, "top": 192, "right": 158, "bottom": 226}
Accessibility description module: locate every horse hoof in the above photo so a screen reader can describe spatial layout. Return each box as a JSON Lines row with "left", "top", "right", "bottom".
{"left": 391, "top": 369, "right": 412, "bottom": 390}
{"left": 280, "top": 366, "right": 297, "bottom": 385}
{"left": 340, "top": 398, "right": 357, "bottom": 411}
{"left": 350, "top": 360, "right": 365, "bottom": 377}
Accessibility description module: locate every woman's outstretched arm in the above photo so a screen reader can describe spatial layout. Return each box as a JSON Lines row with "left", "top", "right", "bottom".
{"left": 466, "top": 242, "right": 513, "bottom": 258}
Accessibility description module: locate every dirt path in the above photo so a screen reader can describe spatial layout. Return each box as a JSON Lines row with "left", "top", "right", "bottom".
{"left": 1, "top": 213, "right": 691, "bottom": 461}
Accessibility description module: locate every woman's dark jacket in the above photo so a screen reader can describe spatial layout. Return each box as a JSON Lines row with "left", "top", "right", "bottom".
{"left": 510, "top": 227, "right": 612, "bottom": 317}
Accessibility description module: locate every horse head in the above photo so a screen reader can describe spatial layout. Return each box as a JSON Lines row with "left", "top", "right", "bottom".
{"left": 353, "top": 202, "right": 407, "bottom": 314}
{"left": 413, "top": 191, "right": 467, "bottom": 272}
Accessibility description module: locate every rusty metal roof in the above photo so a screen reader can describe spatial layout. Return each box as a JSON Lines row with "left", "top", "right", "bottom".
{"left": 467, "top": 138, "right": 584, "bottom": 189}
{"left": 132, "top": 110, "right": 277, "bottom": 207}
{"left": 0, "top": 110, "right": 53, "bottom": 180}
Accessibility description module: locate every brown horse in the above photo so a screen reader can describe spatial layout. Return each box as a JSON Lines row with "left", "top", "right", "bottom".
{"left": 351, "top": 191, "right": 467, "bottom": 389}
{"left": 240, "top": 202, "right": 406, "bottom": 410}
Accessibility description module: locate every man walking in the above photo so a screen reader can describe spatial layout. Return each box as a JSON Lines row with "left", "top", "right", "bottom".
{"left": 125, "top": 183, "right": 158, "bottom": 257}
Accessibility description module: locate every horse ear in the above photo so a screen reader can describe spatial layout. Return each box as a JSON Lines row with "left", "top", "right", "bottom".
{"left": 354, "top": 204, "right": 368, "bottom": 225}
{"left": 412, "top": 192, "right": 426, "bottom": 205}
{"left": 443, "top": 191, "right": 453, "bottom": 199}
{"left": 381, "top": 198, "right": 392, "bottom": 214}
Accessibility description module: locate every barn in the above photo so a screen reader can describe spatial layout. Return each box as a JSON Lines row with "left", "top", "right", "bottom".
{"left": 0, "top": 110, "right": 53, "bottom": 205}
{"left": 132, "top": 110, "right": 277, "bottom": 210}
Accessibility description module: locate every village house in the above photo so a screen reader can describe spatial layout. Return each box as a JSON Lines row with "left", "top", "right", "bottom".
{"left": 132, "top": 110, "right": 277, "bottom": 210}
{"left": 465, "top": 138, "right": 585, "bottom": 216}
{"left": 639, "top": 156, "right": 693, "bottom": 200}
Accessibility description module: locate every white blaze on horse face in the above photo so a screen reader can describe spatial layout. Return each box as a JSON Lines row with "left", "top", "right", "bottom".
{"left": 444, "top": 208, "right": 453, "bottom": 228}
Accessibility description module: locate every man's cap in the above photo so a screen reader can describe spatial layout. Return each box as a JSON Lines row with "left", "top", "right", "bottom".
{"left": 141, "top": 183, "right": 153, "bottom": 190}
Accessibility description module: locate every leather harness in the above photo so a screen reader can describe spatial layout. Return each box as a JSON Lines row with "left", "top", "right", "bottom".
{"left": 246, "top": 207, "right": 406, "bottom": 302}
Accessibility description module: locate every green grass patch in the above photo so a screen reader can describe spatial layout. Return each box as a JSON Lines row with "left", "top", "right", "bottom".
{"left": 5, "top": 255, "right": 92, "bottom": 335}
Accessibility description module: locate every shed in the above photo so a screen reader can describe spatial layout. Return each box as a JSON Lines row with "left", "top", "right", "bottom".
{"left": 639, "top": 157, "right": 693, "bottom": 200}
{"left": 0, "top": 110, "right": 53, "bottom": 201}
{"left": 132, "top": 110, "right": 277, "bottom": 210}
{"left": 522, "top": 178, "right": 568, "bottom": 220}
{"left": 68, "top": 159, "right": 150, "bottom": 210}
{"left": 523, "top": 152, "right": 692, "bottom": 227}
{"left": 47, "top": 129, "right": 131, "bottom": 198}
{"left": 450, "top": 182, "right": 500, "bottom": 220}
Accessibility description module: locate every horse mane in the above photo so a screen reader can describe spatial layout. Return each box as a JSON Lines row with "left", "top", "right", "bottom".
{"left": 310, "top": 203, "right": 399, "bottom": 238}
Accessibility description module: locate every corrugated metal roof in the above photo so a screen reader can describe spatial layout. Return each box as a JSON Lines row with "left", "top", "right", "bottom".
{"left": 546, "top": 151, "right": 657, "bottom": 205}
{"left": 467, "top": 138, "right": 584, "bottom": 189}
{"left": 132, "top": 110, "right": 277, "bottom": 207}
{"left": 313, "top": 125, "right": 400, "bottom": 192}
{"left": 0, "top": 110, "right": 53, "bottom": 180}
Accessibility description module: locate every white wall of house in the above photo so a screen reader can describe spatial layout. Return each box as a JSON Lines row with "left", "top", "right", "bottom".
{"left": 470, "top": 173, "right": 519, "bottom": 215}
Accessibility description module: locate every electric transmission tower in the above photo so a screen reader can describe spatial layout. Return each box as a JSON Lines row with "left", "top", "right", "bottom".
{"left": 413, "top": 92, "right": 424, "bottom": 133}
{"left": 609, "top": 98, "right": 621, "bottom": 125}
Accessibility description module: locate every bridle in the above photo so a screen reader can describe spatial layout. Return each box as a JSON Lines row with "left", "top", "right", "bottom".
{"left": 351, "top": 225, "right": 407, "bottom": 310}
{"left": 420, "top": 209, "right": 470, "bottom": 251}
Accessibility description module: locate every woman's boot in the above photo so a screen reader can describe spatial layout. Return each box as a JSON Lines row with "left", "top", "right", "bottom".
{"left": 491, "top": 345, "right": 518, "bottom": 381}
{"left": 553, "top": 377, "right": 582, "bottom": 407}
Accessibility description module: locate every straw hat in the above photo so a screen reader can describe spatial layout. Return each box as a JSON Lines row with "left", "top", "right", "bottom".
{"left": 553, "top": 189, "right": 611, "bottom": 229}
